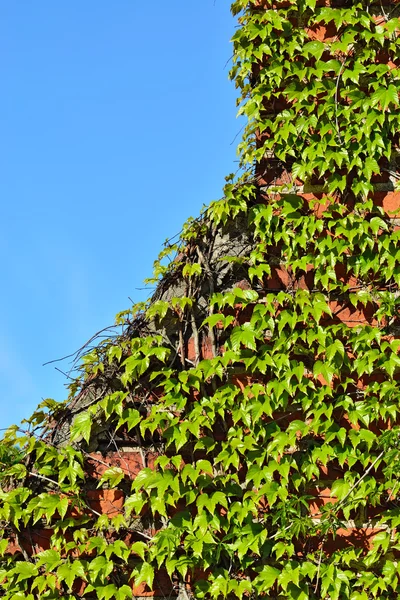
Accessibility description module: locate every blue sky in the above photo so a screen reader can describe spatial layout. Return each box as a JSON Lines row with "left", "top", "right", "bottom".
{"left": 0, "top": 2, "right": 241, "bottom": 427}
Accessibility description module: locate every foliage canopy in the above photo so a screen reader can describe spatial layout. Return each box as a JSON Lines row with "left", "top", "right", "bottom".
{"left": 1, "top": 1, "right": 400, "bottom": 599}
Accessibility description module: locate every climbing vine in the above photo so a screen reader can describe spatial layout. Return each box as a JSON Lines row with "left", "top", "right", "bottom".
{"left": 1, "top": 1, "right": 400, "bottom": 599}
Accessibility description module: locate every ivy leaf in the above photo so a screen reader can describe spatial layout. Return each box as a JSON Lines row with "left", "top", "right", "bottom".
{"left": 88, "top": 555, "right": 114, "bottom": 583}
{"left": 255, "top": 565, "right": 280, "bottom": 591}
{"left": 146, "top": 300, "right": 170, "bottom": 320}
{"left": 279, "top": 562, "right": 300, "bottom": 590}
{"left": 369, "top": 216, "right": 387, "bottom": 235}
{"left": 371, "top": 86, "right": 399, "bottom": 110}
{"left": 210, "top": 575, "right": 228, "bottom": 598}
{"left": 115, "top": 586, "right": 134, "bottom": 600}
{"left": 134, "top": 562, "right": 154, "bottom": 589}
{"left": 337, "top": 428, "right": 347, "bottom": 447}
{"left": 36, "top": 549, "right": 62, "bottom": 571}
{"left": 87, "top": 536, "right": 108, "bottom": 554}
{"left": 98, "top": 466, "right": 125, "bottom": 489}
{"left": 13, "top": 561, "right": 38, "bottom": 582}
{"left": 331, "top": 479, "right": 351, "bottom": 501}
{"left": 197, "top": 459, "right": 214, "bottom": 476}
{"left": 131, "top": 541, "right": 147, "bottom": 560}
{"left": 70, "top": 411, "right": 92, "bottom": 444}
{"left": 97, "top": 584, "right": 119, "bottom": 600}
{"left": 123, "top": 354, "right": 150, "bottom": 381}
{"left": 28, "top": 493, "right": 64, "bottom": 524}
{"left": 182, "top": 263, "right": 202, "bottom": 277}
{"left": 363, "top": 157, "right": 380, "bottom": 181}
{"left": 57, "top": 560, "right": 86, "bottom": 591}
{"left": 108, "top": 344, "right": 123, "bottom": 363}
{"left": 313, "top": 360, "right": 335, "bottom": 384}
{"left": 326, "top": 340, "right": 345, "bottom": 364}
{"left": 0, "top": 539, "right": 8, "bottom": 557}
{"left": 305, "top": 0, "right": 316, "bottom": 9}
{"left": 237, "top": 580, "right": 252, "bottom": 599}
{"left": 303, "top": 40, "right": 325, "bottom": 60}
{"left": 6, "top": 463, "right": 26, "bottom": 479}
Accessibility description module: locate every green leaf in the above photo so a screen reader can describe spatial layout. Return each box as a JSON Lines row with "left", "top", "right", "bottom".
{"left": 182, "top": 263, "right": 202, "bottom": 277}
{"left": 364, "top": 157, "right": 380, "bottom": 181}
{"left": 88, "top": 555, "right": 114, "bottom": 583}
{"left": 98, "top": 466, "right": 125, "bottom": 488}
{"left": 131, "top": 541, "right": 147, "bottom": 560}
{"left": 196, "top": 459, "right": 214, "bottom": 476}
{"left": 146, "top": 300, "right": 170, "bottom": 320}
{"left": 87, "top": 536, "right": 108, "bottom": 554}
{"left": 36, "top": 549, "right": 62, "bottom": 571}
{"left": 255, "top": 565, "right": 280, "bottom": 591}
{"left": 97, "top": 584, "right": 119, "bottom": 600}
{"left": 70, "top": 411, "right": 92, "bottom": 444}
{"left": 303, "top": 40, "right": 325, "bottom": 60}
{"left": 13, "top": 561, "right": 38, "bottom": 582}
{"left": 57, "top": 560, "right": 86, "bottom": 591}
{"left": 58, "top": 496, "right": 69, "bottom": 519}
{"left": 313, "top": 360, "right": 335, "bottom": 384}
{"left": 115, "top": 586, "right": 134, "bottom": 600}
{"left": 0, "top": 539, "right": 8, "bottom": 557}
{"left": 134, "top": 562, "right": 154, "bottom": 589}
{"left": 331, "top": 479, "right": 351, "bottom": 502}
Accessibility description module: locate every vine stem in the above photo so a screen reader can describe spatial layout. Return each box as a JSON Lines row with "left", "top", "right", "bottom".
{"left": 178, "top": 319, "right": 186, "bottom": 368}
{"left": 107, "top": 429, "right": 133, "bottom": 479}
{"left": 196, "top": 247, "right": 217, "bottom": 358}
{"left": 188, "top": 274, "right": 201, "bottom": 365}
{"left": 335, "top": 449, "right": 386, "bottom": 510}
{"left": 13, "top": 529, "right": 31, "bottom": 563}
{"left": 190, "top": 310, "right": 201, "bottom": 365}
{"left": 28, "top": 471, "right": 61, "bottom": 489}
{"left": 334, "top": 45, "right": 354, "bottom": 144}
{"left": 314, "top": 535, "right": 326, "bottom": 594}
{"left": 135, "top": 426, "right": 147, "bottom": 469}
{"left": 311, "top": 449, "right": 387, "bottom": 521}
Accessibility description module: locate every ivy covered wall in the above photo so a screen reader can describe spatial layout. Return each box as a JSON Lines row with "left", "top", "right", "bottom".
{"left": 1, "top": 1, "right": 400, "bottom": 599}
